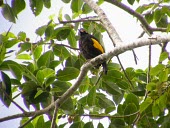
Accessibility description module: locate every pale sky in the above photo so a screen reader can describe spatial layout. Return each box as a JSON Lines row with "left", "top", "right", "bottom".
{"left": 0, "top": 0, "right": 162, "bottom": 127}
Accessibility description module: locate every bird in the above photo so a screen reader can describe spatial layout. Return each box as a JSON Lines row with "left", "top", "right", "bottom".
{"left": 78, "top": 28, "right": 107, "bottom": 74}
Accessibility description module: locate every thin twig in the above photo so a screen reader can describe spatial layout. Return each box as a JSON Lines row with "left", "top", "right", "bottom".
{"left": 147, "top": 44, "right": 152, "bottom": 84}
{"left": 18, "top": 115, "right": 37, "bottom": 128}
{"left": 56, "top": 44, "right": 79, "bottom": 50}
{"left": 116, "top": 56, "right": 135, "bottom": 90}
{"left": 0, "top": 87, "right": 26, "bottom": 113}
{"left": 51, "top": 104, "right": 59, "bottom": 128}
{"left": 47, "top": 43, "right": 79, "bottom": 50}
{"left": 107, "top": 0, "right": 167, "bottom": 33}
{"left": 94, "top": 72, "right": 103, "bottom": 86}
{"left": 71, "top": 110, "right": 139, "bottom": 118}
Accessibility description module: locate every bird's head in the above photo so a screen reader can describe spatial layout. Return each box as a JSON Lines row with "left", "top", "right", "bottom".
{"left": 79, "top": 28, "right": 88, "bottom": 36}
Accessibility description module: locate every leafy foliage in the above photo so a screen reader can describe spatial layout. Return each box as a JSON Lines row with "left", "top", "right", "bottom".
{"left": 1, "top": 0, "right": 170, "bottom": 128}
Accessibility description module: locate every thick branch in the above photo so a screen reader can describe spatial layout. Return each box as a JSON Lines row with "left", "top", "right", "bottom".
{"left": 105, "top": 0, "right": 167, "bottom": 33}
{"left": 83, "top": 0, "right": 123, "bottom": 46}
{"left": 0, "top": 33, "right": 170, "bottom": 122}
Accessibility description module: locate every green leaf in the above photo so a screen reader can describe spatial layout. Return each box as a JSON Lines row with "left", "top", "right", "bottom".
{"left": 156, "top": 15, "right": 168, "bottom": 28}
{"left": 18, "top": 31, "right": 26, "bottom": 41}
{"left": 140, "top": 97, "right": 152, "bottom": 113}
{"left": 124, "top": 93, "right": 139, "bottom": 109}
{"left": 152, "top": 102, "right": 160, "bottom": 117}
{"left": 0, "top": 45, "right": 6, "bottom": 64}
{"left": 65, "top": 56, "right": 77, "bottom": 67}
{"left": 45, "top": 76, "right": 55, "bottom": 87}
{"left": 8, "top": 64, "right": 22, "bottom": 80}
{"left": 97, "top": 123, "right": 104, "bottom": 128}
{"left": 70, "top": 121, "right": 83, "bottom": 128}
{"left": 87, "top": 86, "right": 96, "bottom": 106}
{"left": 5, "top": 39, "right": 19, "bottom": 48}
{"left": 18, "top": 42, "right": 31, "bottom": 54}
{"left": 145, "top": 12, "right": 154, "bottom": 24}
{"left": 150, "top": 64, "right": 165, "bottom": 76}
{"left": 0, "top": 60, "right": 23, "bottom": 70}
{"left": 67, "top": 30, "right": 77, "bottom": 48}
{"left": 34, "top": 89, "right": 43, "bottom": 98}
{"left": 0, "top": 71, "right": 11, "bottom": 107}
{"left": 154, "top": 9, "right": 162, "bottom": 23}
{"left": 124, "top": 103, "right": 137, "bottom": 125}
{"left": 21, "top": 81, "right": 37, "bottom": 95}
{"left": 136, "top": 6, "right": 145, "bottom": 14}
{"left": 158, "top": 92, "right": 167, "bottom": 111}
{"left": 45, "top": 25, "right": 54, "bottom": 40}
{"left": 167, "top": 23, "right": 170, "bottom": 32}
{"left": 33, "top": 45, "right": 42, "bottom": 60}
{"left": 37, "top": 50, "right": 54, "bottom": 68}
{"left": 20, "top": 117, "right": 34, "bottom": 128}
{"left": 43, "top": 0, "right": 51, "bottom": 8}
{"left": 71, "top": 0, "right": 83, "bottom": 13}
{"left": 61, "top": 0, "right": 71, "bottom": 3}
{"left": 159, "top": 68, "right": 168, "bottom": 82}
{"left": 83, "top": 122, "right": 94, "bottom": 128}
{"left": 74, "top": 56, "right": 84, "bottom": 70}
{"left": 16, "top": 54, "right": 32, "bottom": 60}
{"left": 105, "top": 106, "right": 116, "bottom": 114}
{"left": 3, "top": 31, "right": 16, "bottom": 38}
{"left": 107, "top": 62, "right": 121, "bottom": 70}
{"left": 159, "top": 52, "right": 168, "bottom": 62}
{"left": 53, "top": 45, "right": 70, "bottom": 60}
{"left": 35, "top": 25, "right": 47, "bottom": 36}
{"left": 79, "top": 76, "right": 90, "bottom": 93}
{"left": 1, "top": 4, "right": 16, "bottom": 23}
{"left": 125, "top": 67, "right": 135, "bottom": 80}
{"left": 146, "top": 82, "right": 156, "bottom": 91}
{"left": 58, "top": 7, "right": 63, "bottom": 21}
{"left": 0, "top": 0, "right": 3, "bottom": 6}
{"left": 11, "top": 0, "right": 26, "bottom": 15}
{"left": 49, "top": 60, "right": 61, "bottom": 69}
{"left": 103, "top": 69, "right": 123, "bottom": 83}
{"left": 32, "top": 116, "right": 45, "bottom": 128}
{"left": 102, "top": 81, "right": 122, "bottom": 95}
{"left": 116, "top": 80, "right": 129, "bottom": 89}
{"left": 162, "top": 6, "right": 170, "bottom": 17}
{"left": 112, "top": 93, "right": 124, "bottom": 105}
{"left": 52, "top": 80, "right": 70, "bottom": 93}
{"left": 97, "top": 93, "right": 115, "bottom": 108}
{"left": 30, "top": 0, "right": 43, "bottom": 16}
{"left": 56, "top": 67, "right": 79, "bottom": 81}
{"left": 36, "top": 68, "right": 55, "bottom": 84}
{"left": 53, "top": 27, "right": 72, "bottom": 41}
{"left": 60, "top": 97, "right": 74, "bottom": 111}
{"left": 82, "top": 3, "right": 92, "bottom": 14}
{"left": 127, "top": 0, "right": 135, "bottom": 5}
{"left": 64, "top": 14, "right": 71, "bottom": 21}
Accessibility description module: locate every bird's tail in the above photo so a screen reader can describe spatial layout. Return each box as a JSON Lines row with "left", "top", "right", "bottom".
{"left": 102, "top": 62, "right": 107, "bottom": 75}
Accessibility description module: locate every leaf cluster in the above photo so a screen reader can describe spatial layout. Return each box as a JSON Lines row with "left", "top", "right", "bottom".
{"left": 1, "top": 0, "right": 170, "bottom": 128}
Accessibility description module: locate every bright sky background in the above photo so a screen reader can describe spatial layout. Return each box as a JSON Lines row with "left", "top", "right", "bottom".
{"left": 0, "top": 0, "right": 163, "bottom": 127}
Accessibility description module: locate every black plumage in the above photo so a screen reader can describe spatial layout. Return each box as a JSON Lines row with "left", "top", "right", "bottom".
{"left": 78, "top": 28, "right": 107, "bottom": 74}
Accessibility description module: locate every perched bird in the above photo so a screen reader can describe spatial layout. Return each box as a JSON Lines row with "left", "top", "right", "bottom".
{"left": 78, "top": 28, "right": 107, "bottom": 74}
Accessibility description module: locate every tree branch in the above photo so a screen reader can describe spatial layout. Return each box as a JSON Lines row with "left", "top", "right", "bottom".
{"left": 72, "top": 110, "right": 139, "bottom": 118}
{"left": 0, "top": 33, "right": 170, "bottom": 123}
{"left": 105, "top": 0, "right": 167, "bottom": 33}
{"left": 83, "top": 0, "right": 123, "bottom": 46}
{"left": 0, "top": 87, "right": 26, "bottom": 113}
{"left": 51, "top": 104, "right": 59, "bottom": 128}
{"left": 58, "top": 16, "right": 100, "bottom": 24}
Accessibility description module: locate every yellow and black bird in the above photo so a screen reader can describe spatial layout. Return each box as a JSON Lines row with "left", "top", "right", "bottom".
{"left": 78, "top": 28, "right": 107, "bottom": 74}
